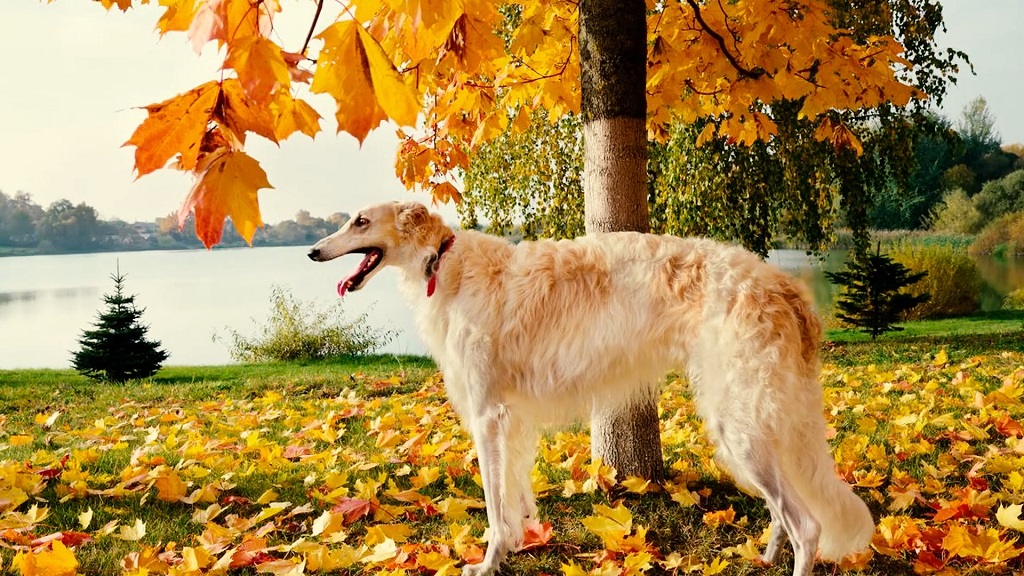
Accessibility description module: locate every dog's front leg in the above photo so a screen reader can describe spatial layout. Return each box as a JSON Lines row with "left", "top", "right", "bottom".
{"left": 463, "top": 404, "right": 515, "bottom": 576}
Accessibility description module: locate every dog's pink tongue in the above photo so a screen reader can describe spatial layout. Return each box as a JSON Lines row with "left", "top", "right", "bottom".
{"left": 337, "top": 279, "right": 349, "bottom": 297}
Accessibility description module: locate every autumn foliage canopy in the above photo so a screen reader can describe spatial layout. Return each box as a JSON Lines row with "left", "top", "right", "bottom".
{"left": 79, "top": 0, "right": 920, "bottom": 247}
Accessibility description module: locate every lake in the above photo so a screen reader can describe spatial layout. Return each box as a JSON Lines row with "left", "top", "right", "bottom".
{"left": 0, "top": 247, "right": 425, "bottom": 369}
{"left": 1, "top": 247, "right": 1019, "bottom": 369}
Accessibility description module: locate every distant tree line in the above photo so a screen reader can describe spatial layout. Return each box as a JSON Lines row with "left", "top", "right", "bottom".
{"left": 0, "top": 193, "right": 348, "bottom": 256}
{"left": 874, "top": 97, "right": 1024, "bottom": 232}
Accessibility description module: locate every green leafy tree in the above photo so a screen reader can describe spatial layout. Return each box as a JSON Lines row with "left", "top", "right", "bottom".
{"left": 462, "top": 1, "right": 966, "bottom": 257}
{"left": 973, "top": 169, "right": 1024, "bottom": 222}
{"left": 72, "top": 267, "right": 168, "bottom": 383}
{"left": 825, "top": 244, "right": 931, "bottom": 339}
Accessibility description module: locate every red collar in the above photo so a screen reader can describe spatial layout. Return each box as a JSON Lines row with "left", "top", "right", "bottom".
{"left": 426, "top": 235, "right": 455, "bottom": 297}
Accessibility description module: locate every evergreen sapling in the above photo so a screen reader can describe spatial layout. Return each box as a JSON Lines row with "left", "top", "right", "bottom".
{"left": 72, "top": 265, "right": 168, "bottom": 382}
{"left": 825, "top": 243, "right": 931, "bottom": 339}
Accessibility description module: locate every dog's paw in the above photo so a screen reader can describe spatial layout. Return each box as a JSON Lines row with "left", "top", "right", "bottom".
{"left": 462, "top": 561, "right": 496, "bottom": 576}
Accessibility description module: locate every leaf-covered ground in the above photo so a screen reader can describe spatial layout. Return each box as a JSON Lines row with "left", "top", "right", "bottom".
{"left": 1, "top": 340, "right": 1024, "bottom": 576}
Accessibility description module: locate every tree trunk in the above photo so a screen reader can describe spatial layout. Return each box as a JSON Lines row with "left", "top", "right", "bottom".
{"left": 580, "top": 0, "right": 664, "bottom": 481}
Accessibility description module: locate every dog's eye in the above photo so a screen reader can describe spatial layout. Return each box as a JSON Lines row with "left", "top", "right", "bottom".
{"left": 353, "top": 216, "right": 369, "bottom": 228}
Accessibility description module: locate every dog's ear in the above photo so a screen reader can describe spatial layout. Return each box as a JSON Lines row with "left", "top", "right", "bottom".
{"left": 396, "top": 202, "right": 430, "bottom": 234}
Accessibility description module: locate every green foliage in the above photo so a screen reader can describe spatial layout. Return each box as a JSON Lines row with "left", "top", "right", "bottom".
{"left": 969, "top": 212, "right": 1024, "bottom": 257}
{"left": 887, "top": 242, "right": 981, "bottom": 320}
{"left": 223, "top": 286, "right": 394, "bottom": 362}
{"left": 825, "top": 243, "right": 931, "bottom": 339}
{"left": 972, "top": 169, "right": 1024, "bottom": 221}
{"left": 459, "top": 110, "right": 585, "bottom": 240}
{"left": 928, "top": 188, "right": 983, "bottom": 234}
{"left": 72, "top": 267, "right": 168, "bottom": 383}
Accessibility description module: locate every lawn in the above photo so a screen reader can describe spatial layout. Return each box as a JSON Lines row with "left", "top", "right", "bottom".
{"left": 1, "top": 333, "right": 1024, "bottom": 575}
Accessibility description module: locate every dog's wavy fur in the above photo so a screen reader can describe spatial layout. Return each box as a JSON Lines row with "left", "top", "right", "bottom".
{"left": 309, "top": 201, "right": 874, "bottom": 576}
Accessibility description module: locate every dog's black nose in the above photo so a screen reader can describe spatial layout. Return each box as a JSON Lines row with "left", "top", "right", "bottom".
{"left": 307, "top": 248, "right": 321, "bottom": 261}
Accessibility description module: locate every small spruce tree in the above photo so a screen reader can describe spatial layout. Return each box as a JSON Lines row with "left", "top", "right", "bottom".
{"left": 825, "top": 243, "right": 931, "bottom": 339}
{"left": 72, "top": 265, "right": 168, "bottom": 382}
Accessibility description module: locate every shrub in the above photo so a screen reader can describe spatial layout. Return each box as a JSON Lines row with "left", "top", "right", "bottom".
{"left": 969, "top": 212, "right": 1024, "bottom": 257}
{"left": 73, "top": 267, "right": 168, "bottom": 382}
{"left": 929, "top": 188, "right": 983, "bottom": 234}
{"left": 973, "top": 169, "right": 1024, "bottom": 221}
{"left": 1002, "top": 288, "right": 1024, "bottom": 310}
{"left": 223, "top": 286, "right": 394, "bottom": 362}
{"left": 888, "top": 242, "right": 982, "bottom": 320}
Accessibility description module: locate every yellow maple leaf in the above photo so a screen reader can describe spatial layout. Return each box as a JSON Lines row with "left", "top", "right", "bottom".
{"left": 703, "top": 556, "right": 730, "bottom": 575}
{"left": 996, "top": 503, "right": 1024, "bottom": 532}
{"left": 8, "top": 435, "right": 33, "bottom": 447}
{"left": 181, "top": 546, "right": 213, "bottom": 571}
{"left": 559, "top": 560, "right": 584, "bottom": 576}
{"left": 361, "top": 538, "right": 398, "bottom": 564}
{"left": 117, "top": 518, "right": 147, "bottom": 541}
{"left": 78, "top": 508, "right": 93, "bottom": 530}
{"left": 365, "top": 523, "right": 414, "bottom": 545}
{"left": 12, "top": 541, "right": 79, "bottom": 576}
{"left": 311, "top": 21, "right": 418, "bottom": 144}
{"left": 177, "top": 149, "right": 271, "bottom": 248}
{"left": 33, "top": 411, "right": 60, "bottom": 428}
{"left": 125, "top": 80, "right": 220, "bottom": 177}
{"left": 256, "top": 489, "right": 279, "bottom": 505}
{"left": 620, "top": 476, "right": 652, "bottom": 494}
{"left": 154, "top": 469, "right": 188, "bottom": 502}
{"left": 581, "top": 502, "right": 633, "bottom": 549}
{"left": 270, "top": 93, "right": 321, "bottom": 141}
{"left": 416, "top": 549, "right": 458, "bottom": 575}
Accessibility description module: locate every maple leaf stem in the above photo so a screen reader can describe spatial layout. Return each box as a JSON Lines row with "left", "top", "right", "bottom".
{"left": 684, "top": 0, "right": 766, "bottom": 80}
{"left": 300, "top": 0, "right": 324, "bottom": 56}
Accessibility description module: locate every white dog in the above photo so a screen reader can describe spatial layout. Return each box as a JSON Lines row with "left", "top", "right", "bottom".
{"left": 308, "top": 201, "right": 874, "bottom": 576}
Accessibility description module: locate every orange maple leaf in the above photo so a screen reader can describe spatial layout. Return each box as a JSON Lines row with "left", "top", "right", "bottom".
{"left": 177, "top": 150, "right": 271, "bottom": 248}
{"left": 155, "top": 0, "right": 197, "bottom": 34}
{"left": 219, "top": 78, "right": 278, "bottom": 144}
{"left": 125, "top": 80, "right": 219, "bottom": 177}
{"left": 520, "top": 519, "right": 553, "bottom": 550}
{"left": 224, "top": 35, "right": 290, "bottom": 104}
{"left": 97, "top": 0, "right": 134, "bottom": 11}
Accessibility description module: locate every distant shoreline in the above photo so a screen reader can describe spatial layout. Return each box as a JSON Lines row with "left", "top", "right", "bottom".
{"left": 0, "top": 240, "right": 314, "bottom": 259}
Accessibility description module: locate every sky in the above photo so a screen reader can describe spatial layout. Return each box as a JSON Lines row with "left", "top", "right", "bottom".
{"left": 0, "top": 1, "right": 1021, "bottom": 226}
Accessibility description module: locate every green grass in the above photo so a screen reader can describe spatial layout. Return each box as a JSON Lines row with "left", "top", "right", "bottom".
{"left": 826, "top": 309, "right": 1024, "bottom": 343}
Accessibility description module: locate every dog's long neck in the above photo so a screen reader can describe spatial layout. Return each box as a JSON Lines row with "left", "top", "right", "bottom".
{"left": 424, "top": 234, "right": 455, "bottom": 280}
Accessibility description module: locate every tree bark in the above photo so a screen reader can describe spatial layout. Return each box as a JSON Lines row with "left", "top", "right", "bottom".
{"left": 580, "top": 0, "right": 665, "bottom": 481}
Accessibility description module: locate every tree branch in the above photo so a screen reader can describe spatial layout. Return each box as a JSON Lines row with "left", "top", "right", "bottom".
{"left": 684, "top": 0, "right": 766, "bottom": 80}
{"left": 301, "top": 0, "right": 325, "bottom": 56}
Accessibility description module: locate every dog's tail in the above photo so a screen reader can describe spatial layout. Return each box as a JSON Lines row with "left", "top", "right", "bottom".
{"left": 781, "top": 281, "right": 874, "bottom": 560}
{"left": 783, "top": 420, "right": 875, "bottom": 561}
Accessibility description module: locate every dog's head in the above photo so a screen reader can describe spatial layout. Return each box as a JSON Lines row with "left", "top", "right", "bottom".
{"left": 308, "top": 201, "right": 448, "bottom": 296}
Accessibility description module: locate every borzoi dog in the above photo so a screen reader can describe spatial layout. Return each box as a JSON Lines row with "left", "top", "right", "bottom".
{"left": 308, "top": 201, "right": 874, "bottom": 576}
